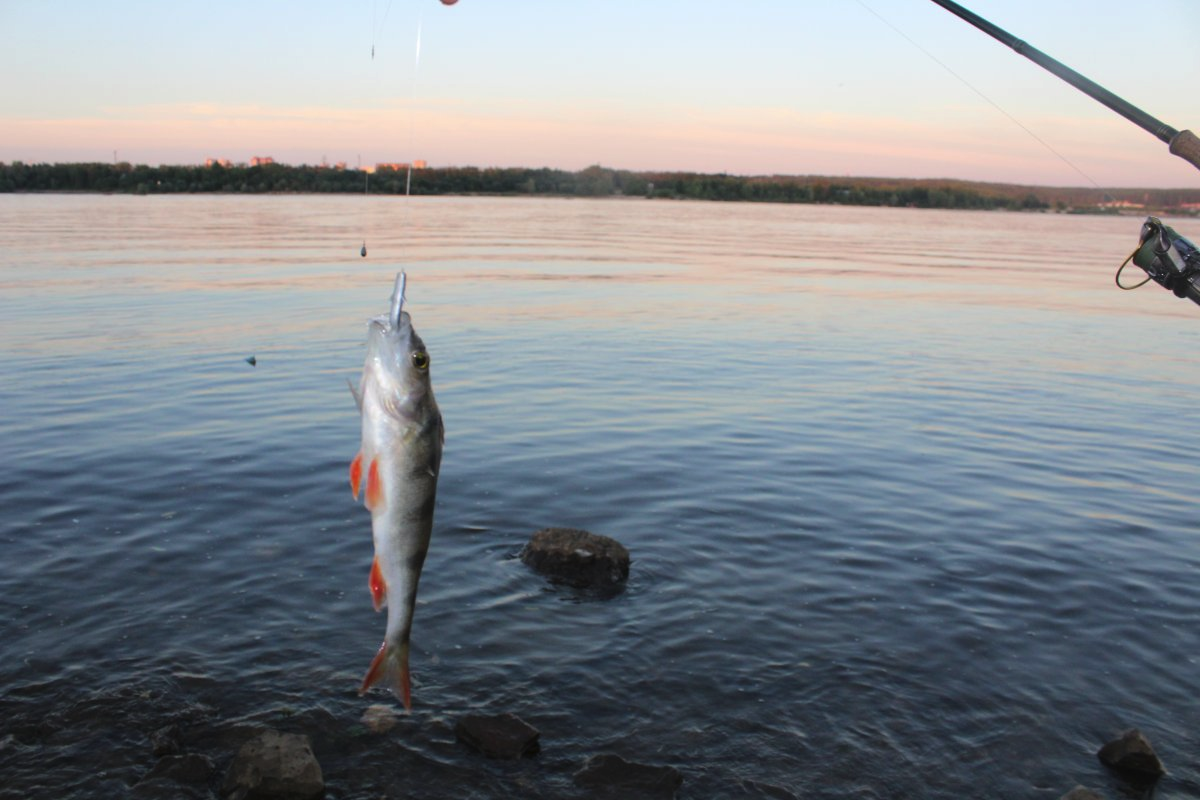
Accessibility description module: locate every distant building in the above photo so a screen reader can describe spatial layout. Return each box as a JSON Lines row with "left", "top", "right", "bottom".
{"left": 375, "top": 161, "right": 427, "bottom": 172}
{"left": 250, "top": 156, "right": 275, "bottom": 167}
{"left": 335, "top": 161, "right": 348, "bottom": 171}
{"left": 205, "top": 157, "right": 232, "bottom": 168}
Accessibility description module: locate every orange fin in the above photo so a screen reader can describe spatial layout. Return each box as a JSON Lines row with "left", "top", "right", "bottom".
{"left": 359, "top": 640, "right": 412, "bottom": 712}
{"left": 349, "top": 452, "right": 363, "bottom": 499}
{"left": 365, "top": 458, "right": 383, "bottom": 511}
{"left": 369, "top": 556, "right": 387, "bottom": 612}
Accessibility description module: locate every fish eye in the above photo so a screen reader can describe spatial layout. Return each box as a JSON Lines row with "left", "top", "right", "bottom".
{"left": 411, "top": 351, "right": 429, "bottom": 370}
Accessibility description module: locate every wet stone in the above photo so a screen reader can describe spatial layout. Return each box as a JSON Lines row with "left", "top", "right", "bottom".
{"left": 144, "top": 752, "right": 216, "bottom": 785}
{"left": 220, "top": 729, "right": 324, "bottom": 800}
{"left": 150, "top": 723, "right": 183, "bottom": 757}
{"left": 132, "top": 777, "right": 213, "bottom": 800}
{"left": 1059, "top": 786, "right": 1106, "bottom": 800}
{"left": 573, "top": 753, "right": 683, "bottom": 798}
{"left": 361, "top": 704, "right": 397, "bottom": 735}
{"left": 454, "top": 713, "right": 540, "bottom": 759}
{"left": 520, "top": 527, "right": 630, "bottom": 593}
{"left": 1097, "top": 728, "right": 1165, "bottom": 778}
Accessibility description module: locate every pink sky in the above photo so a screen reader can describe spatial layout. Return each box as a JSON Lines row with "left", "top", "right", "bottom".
{"left": 3, "top": 0, "right": 1199, "bottom": 188}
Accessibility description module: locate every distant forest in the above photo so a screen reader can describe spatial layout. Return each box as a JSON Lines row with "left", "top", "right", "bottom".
{"left": 3, "top": 160, "right": 1199, "bottom": 213}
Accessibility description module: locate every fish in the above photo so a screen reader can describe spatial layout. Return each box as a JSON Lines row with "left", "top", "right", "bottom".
{"left": 350, "top": 271, "right": 444, "bottom": 711}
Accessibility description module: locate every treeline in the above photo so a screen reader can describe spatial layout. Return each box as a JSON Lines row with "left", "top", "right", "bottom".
{"left": 3, "top": 160, "right": 1196, "bottom": 212}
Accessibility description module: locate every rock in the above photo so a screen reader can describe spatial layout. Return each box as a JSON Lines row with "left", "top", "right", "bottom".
{"left": 144, "top": 753, "right": 216, "bottom": 785}
{"left": 361, "top": 704, "right": 397, "bottom": 734}
{"left": 736, "top": 778, "right": 800, "bottom": 800}
{"left": 1058, "top": 786, "right": 1106, "bottom": 800}
{"left": 520, "top": 527, "right": 630, "bottom": 592}
{"left": 454, "top": 713, "right": 540, "bottom": 759}
{"left": 573, "top": 753, "right": 683, "bottom": 798}
{"left": 131, "top": 778, "right": 212, "bottom": 800}
{"left": 150, "top": 723, "right": 183, "bottom": 757}
{"left": 220, "top": 729, "right": 324, "bottom": 799}
{"left": 1097, "top": 728, "right": 1165, "bottom": 777}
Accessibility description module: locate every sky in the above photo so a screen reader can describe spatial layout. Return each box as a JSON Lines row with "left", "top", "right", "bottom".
{"left": 3, "top": 0, "right": 1200, "bottom": 188}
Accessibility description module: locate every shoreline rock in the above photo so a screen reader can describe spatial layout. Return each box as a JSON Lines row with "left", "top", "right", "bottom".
{"left": 1058, "top": 786, "right": 1105, "bottom": 800}
{"left": 1097, "top": 728, "right": 1165, "bottom": 778}
{"left": 454, "top": 713, "right": 540, "bottom": 759}
{"left": 573, "top": 753, "right": 683, "bottom": 798}
{"left": 520, "top": 527, "right": 630, "bottom": 594}
{"left": 220, "top": 729, "right": 324, "bottom": 800}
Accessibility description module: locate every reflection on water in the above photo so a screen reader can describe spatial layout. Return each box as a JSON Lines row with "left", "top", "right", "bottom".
{"left": 1, "top": 195, "right": 1200, "bottom": 798}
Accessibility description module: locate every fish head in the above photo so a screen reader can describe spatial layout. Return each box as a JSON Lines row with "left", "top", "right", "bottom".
{"left": 364, "top": 273, "right": 437, "bottom": 421}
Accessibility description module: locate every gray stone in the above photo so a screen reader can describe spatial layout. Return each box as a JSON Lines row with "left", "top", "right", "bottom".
{"left": 573, "top": 753, "right": 683, "bottom": 798}
{"left": 1058, "top": 786, "right": 1106, "bottom": 800}
{"left": 131, "top": 777, "right": 212, "bottom": 800}
{"left": 150, "top": 724, "right": 183, "bottom": 757}
{"left": 220, "top": 729, "right": 324, "bottom": 799}
{"left": 521, "top": 527, "right": 630, "bottom": 592}
{"left": 145, "top": 753, "right": 215, "bottom": 785}
{"left": 454, "top": 713, "right": 540, "bottom": 759}
{"left": 1097, "top": 728, "right": 1165, "bottom": 777}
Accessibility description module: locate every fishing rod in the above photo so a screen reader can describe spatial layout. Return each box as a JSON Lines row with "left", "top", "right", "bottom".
{"left": 928, "top": 0, "right": 1200, "bottom": 173}
{"left": 930, "top": 0, "right": 1200, "bottom": 308}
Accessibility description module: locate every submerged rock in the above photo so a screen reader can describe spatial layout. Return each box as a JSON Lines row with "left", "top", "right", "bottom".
{"left": 573, "top": 753, "right": 683, "bottom": 798}
{"left": 520, "top": 527, "right": 630, "bottom": 592}
{"left": 149, "top": 724, "right": 183, "bottom": 757}
{"left": 132, "top": 778, "right": 212, "bottom": 800}
{"left": 360, "top": 704, "right": 397, "bottom": 735}
{"left": 143, "top": 753, "right": 216, "bottom": 785}
{"left": 220, "top": 729, "right": 324, "bottom": 799}
{"left": 454, "top": 713, "right": 540, "bottom": 759}
{"left": 1097, "top": 728, "right": 1165, "bottom": 777}
{"left": 1058, "top": 786, "right": 1106, "bottom": 800}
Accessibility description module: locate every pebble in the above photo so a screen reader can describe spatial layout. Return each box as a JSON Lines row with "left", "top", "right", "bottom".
{"left": 361, "top": 704, "right": 398, "bottom": 734}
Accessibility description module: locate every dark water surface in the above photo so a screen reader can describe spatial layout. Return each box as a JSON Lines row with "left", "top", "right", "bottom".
{"left": 3, "top": 194, "right": 1200, "bottom": 798}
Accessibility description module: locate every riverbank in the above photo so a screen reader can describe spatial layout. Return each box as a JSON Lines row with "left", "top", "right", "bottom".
{"left": 4, "top": 161, "right": 1198, "bottom": 214}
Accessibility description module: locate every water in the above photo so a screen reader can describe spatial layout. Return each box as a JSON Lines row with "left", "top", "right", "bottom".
{"left": 2, "top": 194, "right": 1200, "bottom": 799}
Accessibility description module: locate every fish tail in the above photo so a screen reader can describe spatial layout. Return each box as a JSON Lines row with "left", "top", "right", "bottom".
{"left": 359, "top": 639, "right": 412, "bottom": 711}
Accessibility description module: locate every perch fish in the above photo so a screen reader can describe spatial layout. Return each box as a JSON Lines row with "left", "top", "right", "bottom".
{"left": 350, "top": 272, "right": 444, "bottom": 710}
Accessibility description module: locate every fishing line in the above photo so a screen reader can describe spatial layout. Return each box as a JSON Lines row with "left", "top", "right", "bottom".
{"left": 370, "top": 0, "right": 395, "bottom": 60}
{"left": 362, "top": 0, "right": 398, "bottom": 258}
{"left": 854, "top": 0, "right": 1108, "bottom": 194}
{"left": 361, "top": 167, "right": 369, "bottom": 258}
{"left": 361, "top": 5, "right": 425, "bottom": 262}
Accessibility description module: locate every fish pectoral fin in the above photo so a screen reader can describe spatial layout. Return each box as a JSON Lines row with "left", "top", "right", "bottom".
{"left": 359, "top": 640, "right": 412, "bottom": 712}
{"left": 350, "top": 452, "right": 364, "bottom": 499}
{"left": 347, "top": 378, "right": 363, "bottom": 412}
{"left": 369, "top": 556, "right": 387, "bottom": 612}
